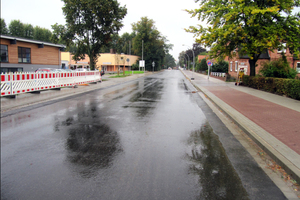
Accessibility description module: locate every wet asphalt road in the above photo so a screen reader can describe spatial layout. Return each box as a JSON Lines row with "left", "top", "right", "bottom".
{"left": 1, "top": 71, "right": 285, "bottom": 200}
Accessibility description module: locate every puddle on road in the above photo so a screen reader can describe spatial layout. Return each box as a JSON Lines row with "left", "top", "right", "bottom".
{"left": 54, "top": 101, "right": 122, "bottom": 179}
{"left": 185, "top": 122, "right": 249, "bottom": 200}
{"left": 124, "top": 77, "right": 164, "bottom": 118}
{"left": 65, "top": 123, "right": 122, "bottom": 178}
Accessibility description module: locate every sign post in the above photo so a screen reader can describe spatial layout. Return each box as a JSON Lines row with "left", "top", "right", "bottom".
{"left": 207, "top": 60, "right": 213, "bottom": 79}
{"left": 139, "top": 60, "right": 145, "bottom": 72}
{"left": 126, "top": 58, "right": 131, "bottom": 75}
{"left": 152, "top": 61, "right": 155, "bottom": 73}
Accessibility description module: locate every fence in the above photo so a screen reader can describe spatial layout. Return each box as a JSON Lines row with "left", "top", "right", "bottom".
{"left": 1, "top": 71, "right": 101, "bottom": 97}
{"left": 210, "top": 72, "right": 226, "bottom": 77}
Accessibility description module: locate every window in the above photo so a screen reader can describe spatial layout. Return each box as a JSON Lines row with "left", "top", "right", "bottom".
{"left": 0, "top": 45, "right": 8, "bottom": 62}
{"left": 230, "top": 62, "right": 232, "bottom": 71}
{"left": 235, "top": 61, "right": 238, "bottom": 71}
{"left": 18, "top": 47, "right": 31, "bottom": 63}
{"left": 297, "top": 62, "right": 300, "bottom": 73}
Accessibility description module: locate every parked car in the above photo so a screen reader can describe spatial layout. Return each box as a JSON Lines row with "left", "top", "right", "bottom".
{"left": 75, "top": 68, "right": 89, "bottom": 71}
{"left": 62, "top": 69, "right": 74, "bottom": 72}
{"left": 35, "top": 68, "right": 57, "bottom": 73}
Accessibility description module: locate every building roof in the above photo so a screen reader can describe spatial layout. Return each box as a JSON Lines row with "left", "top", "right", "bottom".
{"left": 0, "top": 34, "right": 66, "bottom": 49}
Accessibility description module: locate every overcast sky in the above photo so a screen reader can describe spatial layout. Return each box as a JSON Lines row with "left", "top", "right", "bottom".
{"left": 2, "top": 0, "right": 299, "bottom": 61}
{"left": 1, "top": 0, "right": 204, "bottom": 60}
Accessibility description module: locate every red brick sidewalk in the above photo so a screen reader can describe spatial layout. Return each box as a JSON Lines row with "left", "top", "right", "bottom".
{"left": 204, "top": 86, "right": 300, "bottom": 155}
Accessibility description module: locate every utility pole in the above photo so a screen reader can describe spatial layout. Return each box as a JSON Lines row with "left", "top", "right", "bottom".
{"left": 142, "top": 40, "right": 144, "bottom": 72}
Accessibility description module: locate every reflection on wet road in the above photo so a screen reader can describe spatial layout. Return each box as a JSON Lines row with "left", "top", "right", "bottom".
{"left": 2, "top": 71, "right": 250, "bottom": 199}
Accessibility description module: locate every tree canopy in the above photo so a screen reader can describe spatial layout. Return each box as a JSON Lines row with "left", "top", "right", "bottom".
{"left": 163, "top": 53, "right": 176, "bottom": 68}
{"left": 132, "top": 17, "right": 173, "bottom": 71}
{"left": 61, "top": 0, "right": 127, "bottom": 70}
{"left": 178, "top": 43, "right": 206, "bottom": 69}
{"left": 1, "top": 18, "right": 53, "bottom": 42}
{"left": 0, "top": 18, "right": 9, "bottom": 35}
{"left": 8, "top": 20, "right": 24, "bottom": 37}
{"left": 186, "top": 0, "right": 300, "bottom": 76}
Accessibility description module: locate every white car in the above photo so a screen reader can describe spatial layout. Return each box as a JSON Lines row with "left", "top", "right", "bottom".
{"left": 75, "top": 68, "right": 89, "bottom": 71}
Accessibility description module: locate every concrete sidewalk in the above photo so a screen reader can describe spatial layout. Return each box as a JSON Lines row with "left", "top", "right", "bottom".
{"left": 181, "top": 70, "right": 300, "bottom": 184}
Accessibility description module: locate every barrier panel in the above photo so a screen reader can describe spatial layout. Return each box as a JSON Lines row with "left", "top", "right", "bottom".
{"left": 1, "top": 73, "right": 12, "bottom": 96}
{"left": 1, "top": 71, "right": 101, "bottom": 97}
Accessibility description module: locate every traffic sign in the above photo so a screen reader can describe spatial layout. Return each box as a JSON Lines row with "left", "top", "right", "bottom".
{"left": 207, "top": 60, "right": 212, "bottom": 66}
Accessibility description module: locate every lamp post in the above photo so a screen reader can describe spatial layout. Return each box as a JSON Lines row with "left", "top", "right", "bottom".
{"left": 184, "top": 54, "right": 190, "bottom": 70}
{"left": 183, "top": 57, "right": 187, "bottom": 69}
{"left": 183, "top": 44, "right": 195, "bottom": 80}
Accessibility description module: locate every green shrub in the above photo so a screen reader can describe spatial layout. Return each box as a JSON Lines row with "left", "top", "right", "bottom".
{"left": 243, "top": 76, "right": 300, "bottom": 100}
{"left": 211, "top": 60, "right": 229, "bottom": 73}
{"left": 199, "top": 59, "right": 208, "bottom": 71}
{"left": 259, "top": 57, "right": 297, "bottom": 79}
{"left": 286, "top": 79, "right": 300, "bottom": 100}
{"left": 132, "top": 63, "right": 139, "bottom": 70}
{"left": 243, "top": 75, "right": 250, "bottom": 85}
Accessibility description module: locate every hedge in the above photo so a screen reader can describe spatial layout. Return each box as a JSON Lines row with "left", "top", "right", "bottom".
{"left": 243, "top": 76, "right": 300, "bottom": 100}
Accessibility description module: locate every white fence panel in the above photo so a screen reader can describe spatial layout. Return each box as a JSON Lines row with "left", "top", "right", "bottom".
{"left": 1, "top": 71, "right": 101, "bottom": 97}
{"left": 1, "top": 73, "right": 12, "bottom": 96}
{"left": 211, "top": 72, "right": 226, "bottom": 77}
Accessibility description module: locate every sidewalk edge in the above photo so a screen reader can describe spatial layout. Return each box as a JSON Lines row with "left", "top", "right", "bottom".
{"left": 181, "top": 70, "right": 300, "bottom": 184}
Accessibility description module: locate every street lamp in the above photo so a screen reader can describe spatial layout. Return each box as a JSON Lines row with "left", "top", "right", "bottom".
{"left": 183, "top": 44, "right": 195, "bottom": 80}
{"left": 183, "top": 57, "right": 187, "bottom": 69}
{"left": 184, "top": 54, "right": 190, "bottom": 70}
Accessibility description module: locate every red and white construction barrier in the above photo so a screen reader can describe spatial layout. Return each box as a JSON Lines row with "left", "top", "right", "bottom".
{"left": 1, "top": 71, "right": 101, "bottom": 97}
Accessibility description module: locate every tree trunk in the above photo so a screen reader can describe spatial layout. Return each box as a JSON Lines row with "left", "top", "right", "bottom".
{"left": 249, "top": 59, "right": 256, "bottom": 76}
{"left": 87, "top": 53, "right": 94, "bottom": 70}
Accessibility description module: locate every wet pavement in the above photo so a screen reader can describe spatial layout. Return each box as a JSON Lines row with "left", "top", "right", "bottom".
{"left": 1, "top": 71, "right": 285, "bottom": 199}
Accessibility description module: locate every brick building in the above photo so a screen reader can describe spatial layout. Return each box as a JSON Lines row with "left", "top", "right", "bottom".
{"left": 0, "top": 35, "right": 65, "bottom": 73}
{"left": 225, "top": 48, "right": 300, "bottom": 78}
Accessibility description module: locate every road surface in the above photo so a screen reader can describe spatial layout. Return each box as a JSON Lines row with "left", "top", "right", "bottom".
{"left": 1, "top": 70, "right": 285, "bottom": 199}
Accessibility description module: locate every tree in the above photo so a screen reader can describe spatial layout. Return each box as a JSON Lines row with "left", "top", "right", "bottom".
{"left": 0, "top": 18, "right": 9, "bottom": 35}
{"left": 185, "top": 43, "right": 206, "bottom": 63}
{"left": 163, "top": 53, "right": 176, "bottom": 69}
{"left": 51, "top": 23, "right": 69, "bottom": 45}
{"left": 186, "top": 0, "right": 300, "bottom": 76}
{"left": 178, "top": 51, "right": 188, "bottom": 68}
{"left": 132, "top": 17, "right": 172, "bottom": 71}
{"left": 61, "top": 0, "right": 127, "bottom": 70}
{"left": 24, "top": 24, "right": 34, "bottom": 39}
{"left": 119, "top": 32, "right": 135, "bottom": 54}
{"left": 199, "top": 58, "right": 208, "bottom": 71}
{"left": 33, "top": 26, "right": 52, "bottom": 42}
{"left": 9, "top": 20, "right": 24, "bottom": 37}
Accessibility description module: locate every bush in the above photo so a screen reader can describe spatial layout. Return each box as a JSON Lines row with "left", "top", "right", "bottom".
{"left": 259, "top": 57, "right": 297, "bottom": 79}
{"left": 211, "top": 60, "right": 228, "bottom": 73}
{"left": 199, "top": 59, "right": 208, "bottom": 71}
{"left": 131, "top": 63, "right": 139, "bottom": 70}
{"left": 243, "top": 76, "right": 300, "bottom": 100}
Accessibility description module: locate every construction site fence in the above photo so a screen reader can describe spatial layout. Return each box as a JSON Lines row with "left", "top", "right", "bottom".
{"left": 1, "top": 71, "right": 101, "bottom": 97}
